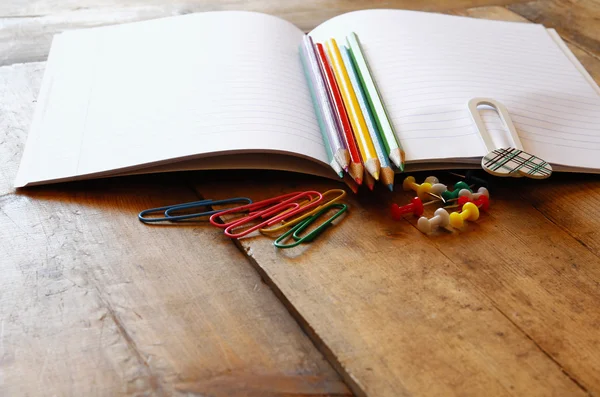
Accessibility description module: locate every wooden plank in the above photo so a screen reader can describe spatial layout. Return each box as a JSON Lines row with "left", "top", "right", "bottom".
{"left": 0, "top": 0, "right": 531, "bottom": 66}
{"left": 509, "top": 0, "right": 600, "bottom": 59}
{"left": 0, "top": 63, "right": 349, "bottom": 396}
{"left": 520, "top": 175, "right": 600, "bottom": 256}
{"left": 201, "top": 177, "right": 593, "bottom": 397}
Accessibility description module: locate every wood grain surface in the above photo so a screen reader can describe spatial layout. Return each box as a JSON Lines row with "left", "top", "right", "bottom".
{"left": 203, "top": 174, "right": 598, "bottom": 397}
{"left": 3, "top": 1, "right": 600, "bottom": 396}
{"left": 0, "top": 63, "right": 349, "bottom": 396}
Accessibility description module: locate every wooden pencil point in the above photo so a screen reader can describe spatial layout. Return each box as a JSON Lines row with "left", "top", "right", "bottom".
{"left": 335, "top": 149, "right": 351, "bottom": 171}
{"left": 389, "top": 148, "right": 404, "bottom": 170}
{"left": 364, "top": 171, "right": 375, "bottom": 191}
{"left": 365, "top": 158, "right": 381, "bottom": 181}
{"left": 380, "top": 166, "right": 395, "bottom": 188}
{"left": 348, "top": 162, "right": 364, "bottom": 185}
{"left": 342, "top": 174, "right": 359, "bottom": 194}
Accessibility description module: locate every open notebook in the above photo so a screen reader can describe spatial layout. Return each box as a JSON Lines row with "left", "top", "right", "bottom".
{"left": 14, "top": 9, "right": 600, "bottom": 187}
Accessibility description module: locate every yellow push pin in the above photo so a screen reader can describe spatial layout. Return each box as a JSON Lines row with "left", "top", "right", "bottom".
{"left": 449, "top": 202, "right": 480, "bottom": 228}
{"left": 402, "top": 176, "right": 436, "bottom": 199}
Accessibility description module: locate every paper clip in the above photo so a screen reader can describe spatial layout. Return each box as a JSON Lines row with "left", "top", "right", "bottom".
{"left": 256, "top": 194, "right": 320, "bottom": 220}
{"left": 138, "top": 197, "right": 252, "bottom": 223}
{"left": 260, "top": 189, "right": 347, "bottom": 234}
{"left": 222, "top": 191, "right": 324, "bottom": 238}
{"left": 274, "top": 203, "right": 348, "bottom": 249}
{"left": 212, "top": 191, "right": 324, "bottom": 238}
{"left": 209, "top": 192, "right": 306, "bottom": 229}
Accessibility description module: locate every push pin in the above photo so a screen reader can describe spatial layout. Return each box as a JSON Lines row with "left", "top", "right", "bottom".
{"left": 449, "top": 202, "right": 480, "bottom": 228}
{"left": 417, "top": 208, "right": 450, "bottom": 233}
{"left": 403, "top": 176, "right": 436, "bottom": 199}
{"left": 426, "top": 183, "right": 449, "bottom": 202}
{"left": 441, "top": 181, "right": 472, "bottom": 202}
{"left": 442, "top": 190, "right": 474, "bottom": 209}
{"left": 444, "top": 187, "right": 489, "bottom": 207}
{"left": 472, "top": 187, "right": 489, "bottom": 200}
{"left": 424, "top": 176, "right": 439, "bottom": 185}
{"left": 430, "top": 183, "right": 448, "bottom": 195}
{"left": 458, "top": 195, "right": 490, "bottom": 211}
{"left": 391, "top": 197, "right": 424, "bottom": 220}
{"left": 448, "top": 170, "right": 489, "bottom": 188}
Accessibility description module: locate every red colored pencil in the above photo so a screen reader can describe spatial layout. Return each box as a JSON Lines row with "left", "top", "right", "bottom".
{"left": 315, "top": 42, "right": 364, "bottom": 185}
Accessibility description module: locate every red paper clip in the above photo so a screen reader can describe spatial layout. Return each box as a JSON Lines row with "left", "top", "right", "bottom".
{"left": 211, "top": 191, "right": 324, "bottom": 238}
{"left": 223, "top": 191, "right": 324, "bottom": 238}
{"left": 209, "top": 192, "right": 302, "bottom": 229}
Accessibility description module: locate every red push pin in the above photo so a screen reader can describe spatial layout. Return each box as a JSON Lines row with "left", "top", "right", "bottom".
{"left": 457, "top": 195, "right": 490, "bottom": 211}
{"left": 391, "top": 197, "right": 424, "bottom": 220}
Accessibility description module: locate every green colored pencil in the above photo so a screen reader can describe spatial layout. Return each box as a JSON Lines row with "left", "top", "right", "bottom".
{"left": 347, "top": 32, "right": 405, "bottom": 171}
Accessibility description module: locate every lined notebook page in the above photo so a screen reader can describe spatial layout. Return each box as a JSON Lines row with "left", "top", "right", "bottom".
{"left": 309, "top": 10, "right": 600, "bottom": 170}
{"left": 16, "top": 12, "right": 323, "bottom": 187}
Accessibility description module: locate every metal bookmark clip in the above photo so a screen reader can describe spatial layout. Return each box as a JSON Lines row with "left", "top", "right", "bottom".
{"left": 468, "top": 97, "right": 552, "bottom": 179}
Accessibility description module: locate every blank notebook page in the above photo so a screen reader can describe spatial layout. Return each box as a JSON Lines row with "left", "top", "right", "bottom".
{"left": 309, "top": 10, "right": 600, "bottom": 170}
{"left": 15, "top": 11, "right": 323, "bottom": 187}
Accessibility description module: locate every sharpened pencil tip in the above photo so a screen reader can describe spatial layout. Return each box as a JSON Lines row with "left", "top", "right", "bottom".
{"left": 387, "top": 184, "right": 394, "bottom": 192}
{"left": 355, "top": 178, "right": 362, "bottom": 185}
{"left": 389, "top": 149, "right": 404, "bottom": 171}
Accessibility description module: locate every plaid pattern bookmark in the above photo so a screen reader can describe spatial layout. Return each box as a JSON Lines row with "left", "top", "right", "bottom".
{"left": 482, "top": 147, "right": 552, "bottom": 179}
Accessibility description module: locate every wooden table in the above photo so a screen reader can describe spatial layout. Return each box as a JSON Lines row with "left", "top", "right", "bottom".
{"left": 1, "top": 1, "right": 599, "bottom": 396}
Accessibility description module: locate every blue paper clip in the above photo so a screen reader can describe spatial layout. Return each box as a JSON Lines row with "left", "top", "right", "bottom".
{"left": 274, "top": 203, "right": 348, "bottom": 249}
{"left": 138, "top": 197, "right": 252, "bottom": 223}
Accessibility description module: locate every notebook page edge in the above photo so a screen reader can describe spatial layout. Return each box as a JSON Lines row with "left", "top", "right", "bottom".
{"left": 546, "top": 28, "right": 600, "bottom": 96}
{"left": 14, "top": 33, "right": 65, "bottom": 188}
{"left": 17, "top": 149, "right": 335, "bottom": 187}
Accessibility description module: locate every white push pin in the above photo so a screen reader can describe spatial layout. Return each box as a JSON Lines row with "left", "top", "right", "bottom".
{"left": 455, "top": 187, "right": 489, "bottom": 203}
{"left": 458, "top": 189, "right": 473, "bottom": 199}
{"left": 426, "top": 183, "right": 448, "bottom": 202}
{"left": 417, "top": 208, "right": 450, "bottom": 234}
{"left": 424, "top": 176, "right": 439, "bottom": 185}
{"left": 472, "top": 187, "right": 489, "bottom": 200}
{"left": 430, "top": 183, "right": 447, "bottom": 195}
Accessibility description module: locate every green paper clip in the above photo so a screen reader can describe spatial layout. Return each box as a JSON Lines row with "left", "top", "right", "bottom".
{"left": 274, "top": 203, "right": 348, "bottom": 249}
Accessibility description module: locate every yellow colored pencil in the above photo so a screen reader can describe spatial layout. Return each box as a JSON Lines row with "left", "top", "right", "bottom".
{"left": 325, "top": 38, "right": 380, "bottom": 181}
{"left": 364, "top": 168, "right": 376, "bottom": 191}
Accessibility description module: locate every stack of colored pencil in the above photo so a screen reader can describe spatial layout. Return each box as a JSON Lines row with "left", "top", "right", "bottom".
{"left": 299, "top": 32, "right": 405, "bottom": 192}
